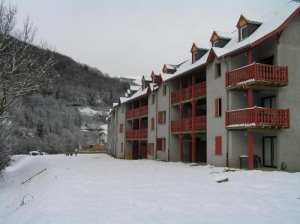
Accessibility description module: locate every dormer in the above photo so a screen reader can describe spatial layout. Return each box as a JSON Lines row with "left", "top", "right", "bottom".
{"left": 141, "top": 76, "right": 151, "bottom": 90}
{"left": 190, "top": 43, "right": 209, "bottom": 63}
{"left": 236, "top": 15, "right": 262, "bottom": 41}
{"left": 150, "top": 71, "right": 159, "bottom": 84}
{"left": 162, "top": 64, "right": 176, "bottom": 74}
{"left": 210, "top": 31, "right": 232, "bottom": 48}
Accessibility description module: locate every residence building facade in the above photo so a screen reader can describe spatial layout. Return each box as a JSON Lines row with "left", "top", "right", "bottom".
{"left": 107, "top": 2, "right": 300, "bottom": 171}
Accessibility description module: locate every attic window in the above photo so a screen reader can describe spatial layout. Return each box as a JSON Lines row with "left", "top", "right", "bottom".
{"left": 213, "top": 41, "right": 218, "bottom": 47}
{"left": 241, "top": 26, "right": 247, "bottom": 40}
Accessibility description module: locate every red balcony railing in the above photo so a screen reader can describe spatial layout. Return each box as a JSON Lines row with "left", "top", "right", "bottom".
{"left": 171, "top": 116, "right": 207, "bottom": 132}
{"left": 171, "top": 82, "right": 206, "bottom": 104}
{"left": 195, "top": 116, "right": 207, "bottom": 130}
{"left": 126, "top": 129, "right": 148, "bottom": 139}
{"left": 126, "top": 106, "right": 148, "bottom": 119}
{"left": 226, "top": 107, "right": 290, "bottom": 128}
{"left": 226, "top": 63, "right": 288, "bottom": 88}
{"left": 195, "top": 82, "right": 206, "bottom": 97}
{"left": 181, "top": 86, "right": 193, "bottom": 101}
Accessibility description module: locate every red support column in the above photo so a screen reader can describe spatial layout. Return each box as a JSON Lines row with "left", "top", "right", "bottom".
{"left": 248, "top": 132, "right": 254, "bottom": 169}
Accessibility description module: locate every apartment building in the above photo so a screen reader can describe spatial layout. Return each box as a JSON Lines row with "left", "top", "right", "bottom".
{"left": 107, "top": 2, "right": 300, "bottom": 171}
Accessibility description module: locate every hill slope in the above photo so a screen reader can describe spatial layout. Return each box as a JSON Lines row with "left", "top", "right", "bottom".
{"left": 7, "top": 51, "right": 135, "bottom": 154}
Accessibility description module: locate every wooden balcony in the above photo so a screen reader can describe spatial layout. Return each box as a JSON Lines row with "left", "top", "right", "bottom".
{"left": 226, "top": 63, "right": 288, "bottom": 90}
{"left": 126, "top": 129, "right": 148, "bottom": 139}
{"left": 171, "top": 116, "right": 207, "bottom": 133}
{"left": 171, "top": 82, "right": 206, "bottom": 105}
{"left": 126, "top": 106, "right": 148, "bottom": 119}
{"left": 226, "top": 107, "right": 290, "bottom": 130}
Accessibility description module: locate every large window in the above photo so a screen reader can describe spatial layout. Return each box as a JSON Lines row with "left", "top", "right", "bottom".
{"left": 156, "top": 138, "right": 166, "bottom": 151}
{"left": 158, "top": 111, "right": 166, "bottom": 124}
{"left": 148, "top": 143, "right": 154, "bottom": 155}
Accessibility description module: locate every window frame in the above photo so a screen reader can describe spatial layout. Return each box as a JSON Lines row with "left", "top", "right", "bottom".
{"left": 241, "top": 26, "right": 247, "bottom": 40}
{"left": 215, "top": 63, "right": 221, "bottom": 78}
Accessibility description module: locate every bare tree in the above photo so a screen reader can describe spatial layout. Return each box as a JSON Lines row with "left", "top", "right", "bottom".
{"left": 0, "top": 0, "right": 55, "bottom": 117}
{"left": 0, "top": 1, "right": 55, "bottom": 172}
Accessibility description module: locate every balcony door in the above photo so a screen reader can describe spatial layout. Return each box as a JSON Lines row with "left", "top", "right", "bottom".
{"left": 263, "top": 137, "right": 277, "bottom": 168}
{"left": 262, "top": 96, "right": 276, "bottom": 108}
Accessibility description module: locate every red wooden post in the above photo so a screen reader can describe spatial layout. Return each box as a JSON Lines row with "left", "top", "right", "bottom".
{"left": 248, "top": 132, "right": 254, "bottom": 169}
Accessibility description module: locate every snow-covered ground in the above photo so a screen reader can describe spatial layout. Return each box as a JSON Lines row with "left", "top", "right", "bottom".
{"left": 1, "top": 154, "right": 300, "bottom": 224}
{"left": 78, "top": 107, "right": 102, "bottom": 116}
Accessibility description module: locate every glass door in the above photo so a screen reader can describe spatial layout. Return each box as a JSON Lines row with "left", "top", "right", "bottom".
{"left": 263, "top": 137, "right": 277, "bottom": 168}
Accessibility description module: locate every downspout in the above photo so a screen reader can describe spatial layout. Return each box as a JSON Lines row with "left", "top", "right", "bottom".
{"left": 223, "top": 56, "right": 229, "bottom": 167}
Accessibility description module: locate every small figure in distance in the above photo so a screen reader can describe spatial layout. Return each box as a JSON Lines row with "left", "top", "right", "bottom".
{"left": 75, "top": 148, "right": 78, "bottom": 156}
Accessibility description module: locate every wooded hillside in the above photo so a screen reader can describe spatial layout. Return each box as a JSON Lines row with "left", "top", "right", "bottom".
{"left": 8, "top": 51, "right": 133, "bottom": 154}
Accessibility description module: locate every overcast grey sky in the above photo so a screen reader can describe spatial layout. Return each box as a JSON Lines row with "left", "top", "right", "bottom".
{"left": 10, "top": 0, "right": 289, "bottom": 79}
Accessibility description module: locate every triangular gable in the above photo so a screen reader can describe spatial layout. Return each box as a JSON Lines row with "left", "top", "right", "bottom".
{"left": 206, "top": 49, "right": 217, "bottom": 65}
{"left": 236, "top": 15, "right": 248, "bottom": 28}
{"left": 210, "top": 31, "right": 219, "bottom": 43}
{"left": 190, "top": 43, "right": 199, "bottom": 53}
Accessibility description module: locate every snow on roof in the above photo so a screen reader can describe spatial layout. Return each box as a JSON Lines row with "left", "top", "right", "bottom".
{"left": 130, "top": 85, "right": 141, "bottom": 91}
{"left": 164, "top": 50, "right": 209, "bottom": 82}
{"left": 215, "top": 2, "right": 300, "bottom": 58}
{"left": 113, "top": 103, "right": 118, "bottom": 107}
{"left": 120, "top": 85, "right": 149, "bottom": 104}
{"left": 215, "top": 31, "right": 234, "bottom": 40}
{"left": 119, "top": 97, "right": 128, "bottom": 104}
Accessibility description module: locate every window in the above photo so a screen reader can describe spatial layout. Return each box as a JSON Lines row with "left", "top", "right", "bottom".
{"left": 215, "top": 63, "right": 221, "bottom": 78}
{"left": 158, "top": 111, "right": 166, "bottom": 124}
{"left": 241, "top": 26, "right": 247, "bottom": 40}
{"left": 163, "top": 85, "right": 166, "bottom": 96}
{"left": 119, "top": 124, "right": 123, "bottom": 133}
{"left": 215, "top": 98, "right": 222, "bottom": 117}
{"left": 121, "top": 142, "right": 123, "bottom": 153}
{"left": 151, "top": 117, "right": 155, "bottom": 131}
{"left": 147, "top": 143, "right": 154, "bottom": 155}
{"left": 152, "top": 94, "right": 155, "bottom": 104}
{"left": 215, "top": 136, "right": 222, "bottom": 155}
{"left": 213, "top": 41, "right": 218, "bottom": 47}
{"left": 156, "top": 138, "right": 166, "bottom": 151}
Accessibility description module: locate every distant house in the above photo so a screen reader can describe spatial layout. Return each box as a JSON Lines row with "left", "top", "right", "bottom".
{"left": 98, "top": 131, "right": 107, "bottom": 145}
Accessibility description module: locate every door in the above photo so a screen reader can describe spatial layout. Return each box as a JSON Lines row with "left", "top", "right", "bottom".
{"left": 263, "top": 137, "right": 277, "bottom": 168}
{"left": 182, "top": 141, "right": 192, "bottom": 162}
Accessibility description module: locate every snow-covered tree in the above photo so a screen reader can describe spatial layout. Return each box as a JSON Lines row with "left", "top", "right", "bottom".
{"left": 0, "top": 0, "right": 55, "bottom": 117}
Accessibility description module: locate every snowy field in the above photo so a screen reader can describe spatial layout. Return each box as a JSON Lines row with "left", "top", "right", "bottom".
{"left": 0, "top": 154, "right": 300, "bottom": 224}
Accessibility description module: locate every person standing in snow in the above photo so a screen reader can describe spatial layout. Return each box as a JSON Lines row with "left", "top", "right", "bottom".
{"left": 75, "top": 148, "right": 78, "bottom": 156}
